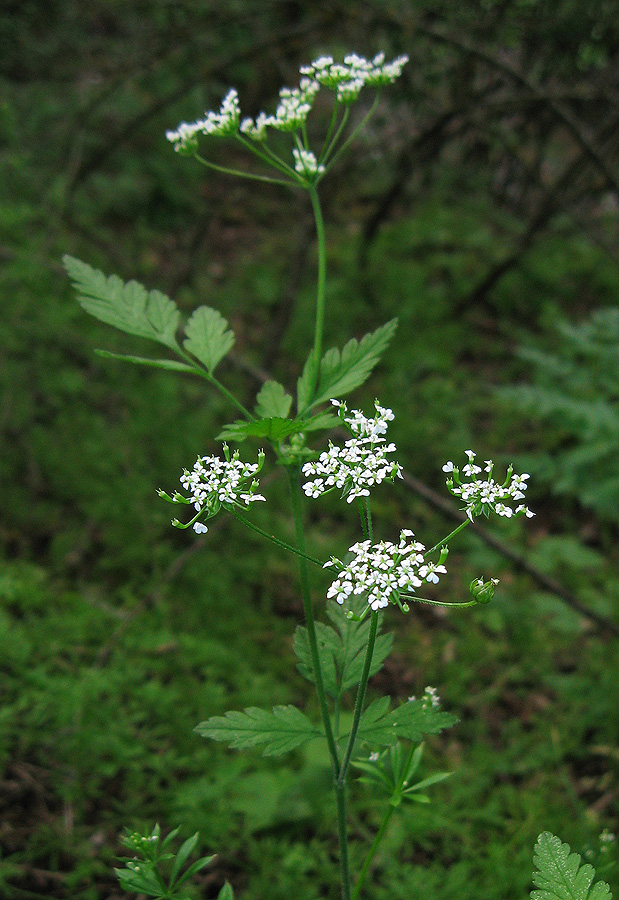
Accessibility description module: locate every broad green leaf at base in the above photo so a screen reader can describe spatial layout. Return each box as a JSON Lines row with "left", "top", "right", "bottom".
{"left": 531, "top": 832, "right": 612, "bottom": 900}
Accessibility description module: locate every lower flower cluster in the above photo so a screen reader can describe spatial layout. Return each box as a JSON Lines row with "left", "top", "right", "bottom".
{"left": 324, "top": 530, "right": 446, "bottom": 612}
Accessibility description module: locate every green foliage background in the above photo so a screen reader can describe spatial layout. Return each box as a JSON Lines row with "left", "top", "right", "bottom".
{"left": 1, "top": 2, "right": 618, "bottom": 898}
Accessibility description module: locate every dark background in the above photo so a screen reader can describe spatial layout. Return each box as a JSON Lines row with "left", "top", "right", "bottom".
{"left": 1, "top": 2, "right": 618, "bottom": 898}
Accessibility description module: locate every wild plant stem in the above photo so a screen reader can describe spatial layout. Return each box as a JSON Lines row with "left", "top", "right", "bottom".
{"left": 427, "top": 519, "right": 470, "bottom": 555}
{"left": 351, "top": 745, "right": 416, "bottom": 900}
{"left": 339, "top": 610, "right": 379, "bottom": 784}
{"left": 231, "top": 510, "right": 324, "bottom": 566}
{"left": 307, "top": 184, "right": 327, "bottom": 402}
{"left": 286, "top": 467, "right": 340, "bottom": 772}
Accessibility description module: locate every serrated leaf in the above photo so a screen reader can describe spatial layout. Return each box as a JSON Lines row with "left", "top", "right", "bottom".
{"left": 217, "top": 417, "right": 305, "bottom": 442}
{"left": 255, "top": 381, "right": 293, "bottom": 418}
{"left": 183, "top": 305, "right": 235, "bottom": 373}
{"left": 531, "top": 832, "right": 612, "bottom": 900}
{"left": 64, "top": 255, "right": 181, "bottom": 350}
{"left": 299, "top": 319, "right": 398, "bottom": 414}
{"left": 297, "top": 353, "right": 319, "bottom": 414}
{"left": 195, "top": 705, "right": 321, "bottom": 756}
{"left": 94, "top": 350, "right": 199, "bottom": 373}
{"left": 294, "top": 600, "right": 393, "bottom": 699}
{"left": 356, "top": 697, "right": 458, "bottom": 747}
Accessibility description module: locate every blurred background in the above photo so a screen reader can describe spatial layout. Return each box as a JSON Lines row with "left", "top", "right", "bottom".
{"left": 1, "top": 1, "right": 619, "bottom": 898}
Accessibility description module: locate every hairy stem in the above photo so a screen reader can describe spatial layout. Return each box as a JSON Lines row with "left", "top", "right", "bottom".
{"left": 338, "top": 610, "right": 379, "bottom": 784}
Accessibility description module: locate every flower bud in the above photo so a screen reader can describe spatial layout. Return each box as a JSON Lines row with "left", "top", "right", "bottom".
{"left": 469, "top": 577, "right": 499, "bottom": 604}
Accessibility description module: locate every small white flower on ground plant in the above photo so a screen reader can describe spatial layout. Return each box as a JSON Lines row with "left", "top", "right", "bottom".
{"left": 302, "top": 399, "right": 402, "bottom": 504}
{"left": 443, "top": 450, "right": 534, "bottom": 521}
{"left": 323, "top": 530, "right": 444, "bottom": 612}
{"left": 159, "top": 444, "right": 265, "bottom": 533}
{"left": 166, "top": 89, "right": 241, "bottom": 150}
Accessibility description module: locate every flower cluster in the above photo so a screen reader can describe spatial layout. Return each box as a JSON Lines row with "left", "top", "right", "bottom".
{"left": 302, "top": 399, "right": 402, "bottom": 503}
{"left": 324, "top": 530, "right": 446, "bottom": 611}
{"left": 166, "top": 88, "right": 240, "bottom": 150}
{"left": 443, "top": 451, "right": 534, "bottom": 521}
{"left": 408, "top": 686, "right": 441, "bottom": 710}
{"left": 293, "top": 148, "right": 325, "bottom": 177}
{"left": 159, "top": 444, "right": 265, "bottom": 533}
{"left": 300, "top": 52, "right": 409, "bottom": 102}
{"left": 166, "top": 52, "right": 408, "bottom": 153}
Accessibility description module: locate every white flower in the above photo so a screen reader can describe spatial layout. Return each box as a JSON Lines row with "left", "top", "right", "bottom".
{"left": 421, "top": 686, "right": 440, "bottom": 709}
{"left": 323, "top": 530, "right": 435, "bottom": 612}
{"left": 300, "top": 52, "right": 408, "bottom": 97}
{"left": 165, "top": 445, "right": 265, "bottom": 533}
{"left": 302, "top": 399, "right": 402, "bottom": 503}
{"left": 293, "top": 148, "right": 325, "bottom": 177}
{"left": 443, "top": 450, "right": 534, "bottom": 520}
{"left": 167, "top": 88, "right": 241, "bottom": 150}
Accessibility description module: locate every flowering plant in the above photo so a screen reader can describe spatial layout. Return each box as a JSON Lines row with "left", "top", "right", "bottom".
{"left": 65, "top": 52, "right": 536, "bottom": 900}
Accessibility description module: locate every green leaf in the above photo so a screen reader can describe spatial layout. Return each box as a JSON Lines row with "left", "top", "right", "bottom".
{"left": 183, "top": 306, "right": 235, "bottom": 373}
{"left": 64, "top": 255, "right": 181, "bottom": 350}
{"left": 217, "top": 417, "right": 305, "bottom": 442}
{"left": 114, "top": 867, "right": 163, "bottom": 898}
{"left": 356, "top": 697, "right": 458, "bottom": 747}
{"left": 299, "top": 319, "right": 398, "bottom": 414}
{"left": 255, "top": 381, "right": 293, "bottom": 418}
{"left": 531, "top": 832, "right": 612, "bottom": 900}
{"left": 218, "top": 882, "right": 235, "bottom": 900}
{"left": 293, "top": 599, "right": 394, "bottom": 699}
{"left": 195, "top": 705, "right": 322, "bottom": 756}
{"left": 94, "top": 350, "right": 199, "bottom": 373}
{"left": 169, "top": 832, "right": 199, "bottom": 888}
{"left": 175, "top": 854, "right": 217, "bottom": 889}
{"left": 297, "top": 353, "right": 319, "bottom": 415}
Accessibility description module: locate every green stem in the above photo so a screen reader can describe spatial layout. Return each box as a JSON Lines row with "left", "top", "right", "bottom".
{"left": 234, "top": 134, "right": 300, "bottom": 181}
{"left": 175, "top": 347, "right": 254, "bottom": 420}
{"left": 321, "top": 106, "right": 350, "bottom": 165}
{"left": 307, "top": 184, "right": 327, "bottom": 401}
{"left": 352, "top": 745, "right": 416, "bottom": 900}
{"left": 336, "top": 781, "right": 352, "bottom": 900}
{"left": 317, "top": 93, "right": 381, "bottom": 181}
{"left": 427, "top": 519, "right": 470, "bottom": 555}
{"left": 338, "top": 611, "right": 379, "bottom": 784}
{"left": 231, "top": 510, "right": 324, "bottom": 566}
{"left": 352, "top": 805, "right": 394, "bottom": 900}
{"left": 286, "top": 467, "right": 340, "bottom": 771}
{"left": 193, "top": 151, "right": 292, "bottom": 186}
{"left": 318, "top": 100, "right": 343, "bottom": 165}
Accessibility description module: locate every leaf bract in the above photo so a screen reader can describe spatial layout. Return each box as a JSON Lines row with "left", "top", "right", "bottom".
{"left": 195, "top": 705, "right": 321, "bottom": 756}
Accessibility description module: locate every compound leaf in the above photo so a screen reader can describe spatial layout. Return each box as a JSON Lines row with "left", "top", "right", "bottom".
{"left": 64, "top": 255, "right": 181, "bottom": 350}
{"left": 356, "top": 697, "right": 458, "bottom": 747}
{"left": 184, "top": 306, "right": 235, "bottom": 373}
{"left": 255, "top": 380, "right": 293, "bottom": 419}
{"left": 94, "top": 350, "right": 198, "bottom": 373}
{"left": 294, "top": 599, "right": 393, "bottom": 699}
{"left": 531, "top": 832, "right": 612, "bottom": 900}
{"left": 195, "top": 705, "right": 321, "bottom": 757}
{"left": 299, "top": 319, "right": 398, "bottom": 414}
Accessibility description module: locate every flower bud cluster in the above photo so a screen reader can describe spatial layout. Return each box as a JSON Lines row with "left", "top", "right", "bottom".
{"left": 166, "top": 89, "right": 241, "bottom": 150}
{"left": 160, "top": 445, "right": 265, "bottom": 533}
{"left": 302, "top": 399, "right": 402, "bottom": 503}
{"left": 293, "top": 148, "right": 325, "bottom": 177}
{"left": 324, "top": 530, "right": 446, "bottom": 611}
{"left": 167, "top": 52, "right": 408, "bottom": 153}
{"left": 408, "top": 686, "right": 441, "bottom": 710}
{"left": 300, "top": 52, "right": 409, "bottom": 102}
{"left": 442, "top": 451, "right": 534, "bottom": 521}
